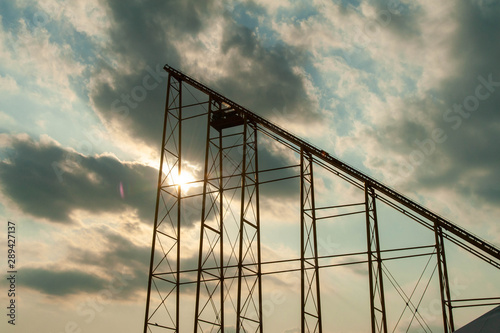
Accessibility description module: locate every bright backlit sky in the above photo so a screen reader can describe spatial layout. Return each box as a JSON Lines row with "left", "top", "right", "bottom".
{"left": 1, "top": 0, "right": 500, "bottom": 332}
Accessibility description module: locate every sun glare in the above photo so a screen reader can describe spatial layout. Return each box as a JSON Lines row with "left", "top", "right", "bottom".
{"left": 172, "top": 172, "right": 197, "bottom": 191}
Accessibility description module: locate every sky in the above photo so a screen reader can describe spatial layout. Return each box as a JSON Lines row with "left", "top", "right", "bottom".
{"left": 0, "top": 0, "right": 500, "bottom": 332}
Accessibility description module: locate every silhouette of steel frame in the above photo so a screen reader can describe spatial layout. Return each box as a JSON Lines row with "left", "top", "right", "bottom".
{"left": 144, "top": 65, "right": 500, "bottom": 333}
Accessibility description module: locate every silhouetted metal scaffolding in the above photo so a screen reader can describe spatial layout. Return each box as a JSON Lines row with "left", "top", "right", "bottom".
{"left": 143, "top": 65, "right": 500, "bottom": 333}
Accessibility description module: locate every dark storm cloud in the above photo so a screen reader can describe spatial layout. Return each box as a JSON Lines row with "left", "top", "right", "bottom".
{"left": 90, "top": 0, "right": 218, "bottom": 149}
{"left": 14, "top": 227, "right": 188, "bottom": 298}
{"left": 87, "top": 0, "right": 322, "bottom": 212}
{"left": 17, "top": 229, "right": 151, "bottom": 297}
{"left": 370, "top": 0, "right": 422, "bottom": 40}
{"left": 71, "top": 228, "right": 151, "bottom": 270}
{"left": 90, "top": 0, "right": 319, "bottom": 153}
{"left": 0, "top": 133, "right": 299, "bottom": 227}
{"left": 69, "top": 228, "right": 200, "bottom": 296}
{"left": 0, "top": 136, "right": 157, "bottom": 224}
{"left": 19, "top": 268, "right": 108, "bottom": 296}
{"left": 216, "top": 22, "right": 318, "bottom": 122}
{"left": 379, "top": 1, "right": 500, "bottom": 205}
{"left": 425, "top": 0, "right": 500, "bottom": 180}
{"left": 69, "top": 229, "right": 151, "bottom": 296}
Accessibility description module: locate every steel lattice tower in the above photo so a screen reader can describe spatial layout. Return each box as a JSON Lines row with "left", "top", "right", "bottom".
{"left": 143, "top": 65, "right": 500, "bottom": 333}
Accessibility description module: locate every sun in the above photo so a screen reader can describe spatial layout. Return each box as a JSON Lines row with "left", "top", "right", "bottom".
{"left": 172, "top": 172, "right": 197, "bottom": 192}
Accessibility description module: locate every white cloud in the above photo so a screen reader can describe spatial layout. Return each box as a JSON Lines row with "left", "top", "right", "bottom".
{"left": 0, "top": 111, "right": 16, "bottom": 127}
{"left": 171, "top": 9, "right": 227, "bottom": 81}
{"left": 270, "top": 1, "right": 466, "bottom": 192}
{"left": 18, "top": 0, "right": 110, "bottom": 39}
{"left": 240, "top": 0, "right": 292, "bottom": 14}
{"left": 0, "top": 74, "right": 19, "bottom": 92}
{"left": 0, "top": 19, "right": 85, "bottom": 106}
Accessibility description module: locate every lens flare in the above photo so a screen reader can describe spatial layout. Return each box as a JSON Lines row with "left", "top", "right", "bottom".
{"left": 119, "top": 181, "right": 125, "bottom": 199}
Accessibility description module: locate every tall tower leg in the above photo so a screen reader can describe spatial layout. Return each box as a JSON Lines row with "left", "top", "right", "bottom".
{"left": 365, "top": 183, "right": 388, "bottom": 333}
{"left": 144, "top": 74, "right": 183, "bottom": 332}
{"left": 236, "top": 116, "right": 263, "bottom": 332}
{"left": 435, "top": 224, "right": 455, "bottom": 332}
{"left": 300, "top": 149, "right": 323, "bottom": 333}
{"left": 194, "top": 99, "right": 225, "bottom": 332}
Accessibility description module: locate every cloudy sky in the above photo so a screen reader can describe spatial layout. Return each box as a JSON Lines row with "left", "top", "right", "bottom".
{"left": 1, "top": 0, "right": 500, "bottom": 332}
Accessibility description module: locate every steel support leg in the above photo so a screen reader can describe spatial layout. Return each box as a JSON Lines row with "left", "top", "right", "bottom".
{"left": 300, "top": 149, "right": 323, "bottom": 333}
{"left": 144, "top": 74, "right": 182, "bottom": 332}
{"left": 365, "top": 183, "right": 388, "bottom": 333}
{"left": 194, "top": 99, "right": 225, "bottom": 332}
{"left": 435, "top": 224, "right": 455, "bottom": 332}
{"left": 236, "top": 117, "right": 263, "bottom": 332}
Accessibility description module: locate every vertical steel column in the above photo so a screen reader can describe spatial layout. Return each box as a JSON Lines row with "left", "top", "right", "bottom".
{"left": 236, "top": 117, "right": 246, "bottom": 333}
{"left": 219, "top": 103, "right": 225, "bottom": 333}
{"left": 300, "top": 149, "right": 323, "bottom": 333}
{"left": 236, "top": 116, "right": 263, "bottom": 332}
{"left": 144, "top": 74, "right": 182, "bottom": 332}
{"left": 365, "top": 183, "right": 388, "bottom": 333}
{"left": 255, "top": 125, "right": 263, "bottom": 333}
{"left": 143, "top": 74, "right": 171, "bottom": 333}
{"left": 176, "top": 78, "right": 182, "bottom": 332}
{"left": 194, "top": 99, "right": 224, "bottom": 332}
{"left": 435, "top": 224, "right": 454, "bottom": 332}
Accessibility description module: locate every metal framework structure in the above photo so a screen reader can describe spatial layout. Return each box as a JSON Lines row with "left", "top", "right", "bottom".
{"left": 143, "top": 65, "right": 500, "bottom": 333}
